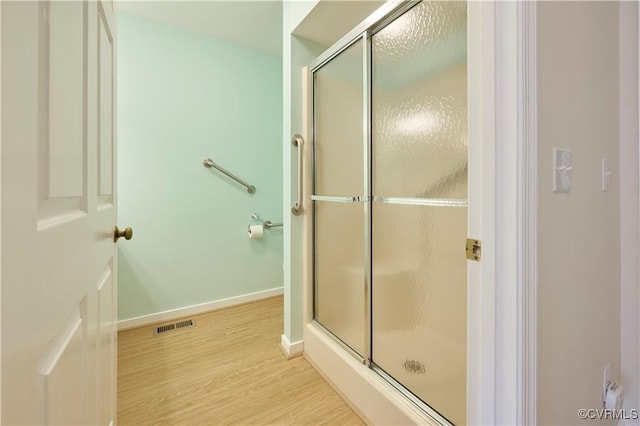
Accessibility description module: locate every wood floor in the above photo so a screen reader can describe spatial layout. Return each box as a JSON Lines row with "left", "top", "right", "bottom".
{"left": 117, "top": 296, "right": 364, "bottom": 425}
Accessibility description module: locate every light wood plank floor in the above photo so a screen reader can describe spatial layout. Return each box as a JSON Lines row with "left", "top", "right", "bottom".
{"left": 118, "top": 296, "right": 364, "bottom": 425}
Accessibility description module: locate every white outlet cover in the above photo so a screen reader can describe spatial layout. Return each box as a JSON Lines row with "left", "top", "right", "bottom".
{"left": 553, "top": 148, "right": 572, "bottom": 193}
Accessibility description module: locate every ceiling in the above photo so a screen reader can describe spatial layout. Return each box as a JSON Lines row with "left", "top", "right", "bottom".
{"left": 293, "top": 0, "right": 385, "bottom": 48}
{"left": 117, "top": 1, "right": 283, "bottom": 56}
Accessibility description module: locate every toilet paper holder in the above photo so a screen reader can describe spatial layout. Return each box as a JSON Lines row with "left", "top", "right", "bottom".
{"left": 248, "top": 213, "right": 282, "bottom": 230}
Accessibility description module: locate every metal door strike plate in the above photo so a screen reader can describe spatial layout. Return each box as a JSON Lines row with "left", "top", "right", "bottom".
{"left": 466, "top": 238, "right": 481, "bottom": 261}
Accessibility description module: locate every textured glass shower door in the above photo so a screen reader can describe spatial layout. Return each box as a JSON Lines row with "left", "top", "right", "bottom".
{"left": 311, "top": 0, "right": 468, "bottom": 423}
{"left": 371, "top": 1, "right": 467, "bottom": 424}
{"left": 313, "top": 39, "right": 366, "bottom": 356}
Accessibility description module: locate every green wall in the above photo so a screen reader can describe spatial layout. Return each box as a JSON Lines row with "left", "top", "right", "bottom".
{"left": 117, "top": 12, "right": 283, "bottom": 321}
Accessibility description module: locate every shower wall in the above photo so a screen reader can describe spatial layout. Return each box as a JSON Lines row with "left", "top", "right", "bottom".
{"left": 117, "top": 12, "right": 283, "bottom": 322}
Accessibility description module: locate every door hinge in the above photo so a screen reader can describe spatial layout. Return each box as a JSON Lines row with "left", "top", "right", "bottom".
{"left": 466, "top": 238, "right": 481, "bottom": 261}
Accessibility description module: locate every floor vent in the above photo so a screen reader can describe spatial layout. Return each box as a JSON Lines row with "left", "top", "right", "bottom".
{"left": 175, "top": 319, "right": 194, "bottom": 329}
{"left": 154, "top": 319, "right": 195, "bottom": 335}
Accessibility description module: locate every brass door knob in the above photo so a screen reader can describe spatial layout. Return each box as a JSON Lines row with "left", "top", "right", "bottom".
{"left": 114, "top": 226, "right": 133, "bottom": 243}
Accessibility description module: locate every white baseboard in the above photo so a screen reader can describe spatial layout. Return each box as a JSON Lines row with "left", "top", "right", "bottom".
{"left": 280, "top": 334, "right": 304, "bottom": 359}
{"left": 117, "top": 287, "right": 284, "bottom": 331}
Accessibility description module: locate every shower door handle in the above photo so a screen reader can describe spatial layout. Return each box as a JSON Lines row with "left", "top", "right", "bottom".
{"left": 291, "top": 135, "right": 304, "bottom": 215}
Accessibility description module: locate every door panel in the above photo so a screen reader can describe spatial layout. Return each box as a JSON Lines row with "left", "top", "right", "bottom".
{"left": 98, "top": 14, "right": 114, "bottom": 200}
{"left": 39, "top": 308, "right": 86, "bottom": 426}
{"left": 371, "top": 202, "right": 467, "bottom": 425}
{"left": 314, "top": 201, "right": 365, "bottom": 355}
{"left": 369, "top": 2, "right": 467, "bottom": 423}
{"left": 2, "top": 1, "right": 118, "bottom": 424}
{"left": 38, "top": 1, "right": 86, "bottom": 224}
{"left": 313, "top": 38, "right": 367, "bottom": 356}
{"left": 48, "top": 1, "right": 85, "bottom": 199}
{"left": 313, "top": 39, "right": 364, "bottom": 197}
{"left": 371, "top": 61, "right": 467, "bottom": 199}
{"left": 372, "top": 1, "right": 467, "bottom": 200}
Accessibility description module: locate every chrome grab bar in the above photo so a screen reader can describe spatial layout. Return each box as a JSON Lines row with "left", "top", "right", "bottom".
{"left": 203, "top": 158, "right": 256, "bottom": 194}
{"left": 291, "top": 135, "right": 304, "bottom": 215}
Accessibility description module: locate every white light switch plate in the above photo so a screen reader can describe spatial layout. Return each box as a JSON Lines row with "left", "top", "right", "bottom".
{"left": 553, "top": 148, "right": 572, "bottom": 192}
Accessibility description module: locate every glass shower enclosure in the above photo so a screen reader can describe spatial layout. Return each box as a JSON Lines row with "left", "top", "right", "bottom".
{"left": 311, "top": 1, "right": 468, "bottom": 424}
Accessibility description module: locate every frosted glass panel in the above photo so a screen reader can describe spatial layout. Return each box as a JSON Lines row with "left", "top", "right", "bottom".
{"left": 314, "top": 201, "right": 364, "bottom": 355}
{"left": 314, "top": 40, "right": 363, "bottom": 197}
{"left": 372, "top": 203, "right": 467, "bottom": 424}
{"left": 370, "top": 1, "right": 467, "bottom": 423}
{"left": 372, "top": 1, "right": 467, "bottom": 199}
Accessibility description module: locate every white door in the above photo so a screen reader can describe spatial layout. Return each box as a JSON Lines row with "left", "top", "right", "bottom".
{"left": 2, "top": 1, "right": 120, "bottom": 424}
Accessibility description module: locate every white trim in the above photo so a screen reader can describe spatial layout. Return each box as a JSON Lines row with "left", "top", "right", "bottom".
{"left": 0, "top": 1, "right": 4, "bottom": 420}
{"left": 279, "top": 334, "right": 304, "bottom": 360}
{"left": 470, "top": 2, "right": 537, "bottom": 424}
{"left": 618, "top": 2, "right": 640, "bottom": 419}
{"left": 493, "top": 3, "right": 520, "bottom": 422}
{"left": 637, "top": 2, "right": 640, "bottom": 414}
{"left": 466, "top": 2, "right": 495, "bottom": 422}
{"left": 117, "top": 287, "right": 284, "bottom": 331}
{"left": 519, "top": 2, "right": 538, "bottom": 424}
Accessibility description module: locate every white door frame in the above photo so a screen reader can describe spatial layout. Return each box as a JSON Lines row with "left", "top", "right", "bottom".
{"left": 467, "top": 1, "right": 537, "bottom": 424}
